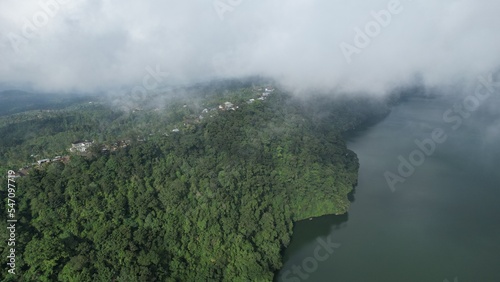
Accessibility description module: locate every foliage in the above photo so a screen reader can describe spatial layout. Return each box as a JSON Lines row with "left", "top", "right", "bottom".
{"left": 0, "top": 85, "right": 389, "bottom": 281}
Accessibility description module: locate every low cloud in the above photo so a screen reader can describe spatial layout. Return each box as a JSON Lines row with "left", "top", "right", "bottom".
{"left": 1, "top": 0, "right": 499, "bottom": 96}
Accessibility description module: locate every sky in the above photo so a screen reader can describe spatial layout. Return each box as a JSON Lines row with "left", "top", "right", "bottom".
{"left": 1, "top": 0, "right": 500, "bottom": 96}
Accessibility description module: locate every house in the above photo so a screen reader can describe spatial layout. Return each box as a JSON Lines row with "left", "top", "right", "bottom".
{"left": 222, "top": 101, "right": 237, "bottom": 110}
{"left": 265, "top": 87, "right": 275, "bottom": 92}
{"left": 172, "top": 128, "right": 180, "bottom": 132}
{"left": 37, "top": 159, "right": 51, "bottom": 165}
{"left": 70, "top": 140, "right": 93, "bottom": 153}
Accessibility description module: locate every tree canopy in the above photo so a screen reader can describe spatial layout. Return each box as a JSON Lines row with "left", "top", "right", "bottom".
{"left": 0, "top": 84, "right": 390, "bottom": 281}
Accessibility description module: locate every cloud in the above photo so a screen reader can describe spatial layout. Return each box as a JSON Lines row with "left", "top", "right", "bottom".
{"left": 1, "top": 0, "right": 499, "bottom": 95}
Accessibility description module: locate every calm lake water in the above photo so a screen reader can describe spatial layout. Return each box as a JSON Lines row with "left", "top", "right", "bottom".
{"left": 276, "top": 94, "right": 500, "bottom": 282}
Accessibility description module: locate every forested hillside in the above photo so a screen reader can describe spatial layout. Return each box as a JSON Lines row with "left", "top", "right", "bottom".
{"left": 0, "top": 85, "right": 390, "bottom": 281}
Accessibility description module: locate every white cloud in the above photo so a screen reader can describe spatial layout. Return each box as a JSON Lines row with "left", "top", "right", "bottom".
{"left": 1, "top": 0, "right": 499, "bottom": 95}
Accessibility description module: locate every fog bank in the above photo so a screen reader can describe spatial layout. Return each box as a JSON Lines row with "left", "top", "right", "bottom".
{"left": 1, "top": 0, "right": 499, "bottom": 96}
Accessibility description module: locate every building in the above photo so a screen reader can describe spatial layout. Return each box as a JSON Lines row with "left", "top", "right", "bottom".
{"left": 222, "top": 101, "right": 237, "bottom": 110}
{"left": 37, "top": 159, "right": 51, "bottom": 165}
{"left": 70, "top": 140, "right": 93, "bottom": 153}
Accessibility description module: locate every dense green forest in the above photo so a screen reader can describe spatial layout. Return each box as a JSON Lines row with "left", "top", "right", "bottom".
{"left": 0, "top": 83, "right": 390, "bottom": 281}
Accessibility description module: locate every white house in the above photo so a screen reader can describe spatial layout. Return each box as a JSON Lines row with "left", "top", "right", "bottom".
{"left": 37, "top": 159, "right": 50, "bottom": 165}
{"left": 70, "top": 140, "right": 93, "bottom": 153}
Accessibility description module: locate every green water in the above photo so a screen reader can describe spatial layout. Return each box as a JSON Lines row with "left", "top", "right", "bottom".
{"left": 276, "top": 94, "right": 500, "bottom": 282}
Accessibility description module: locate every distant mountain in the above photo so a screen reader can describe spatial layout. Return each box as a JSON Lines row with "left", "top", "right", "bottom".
{"left": 0, "top": 90, "right": 90, "bottom": 116}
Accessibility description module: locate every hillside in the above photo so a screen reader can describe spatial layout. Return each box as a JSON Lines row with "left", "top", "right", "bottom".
{"left": 0, "top": 84, "right": 390, "bottom": 281}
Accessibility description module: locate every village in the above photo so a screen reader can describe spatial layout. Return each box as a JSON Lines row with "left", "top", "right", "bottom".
{"left": 166, "top": 85, "right": 274, "bottom": 133}
{"left": 11, "top": 86, "right": 275, "bottom": 178}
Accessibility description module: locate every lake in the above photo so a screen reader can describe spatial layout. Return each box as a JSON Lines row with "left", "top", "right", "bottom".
{"left": 276, "top": 92, "right": 500, "bottom": 282}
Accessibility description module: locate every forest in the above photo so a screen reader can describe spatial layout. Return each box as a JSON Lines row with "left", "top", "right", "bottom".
{"left": 0, "top": 83, "right": 391, "bottom": 281}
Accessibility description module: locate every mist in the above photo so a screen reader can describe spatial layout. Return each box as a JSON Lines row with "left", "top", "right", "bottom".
{"left": 1, "top": 0, "right": 500, "bottom": 96}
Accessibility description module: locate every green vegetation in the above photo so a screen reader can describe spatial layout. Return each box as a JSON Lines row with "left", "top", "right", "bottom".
{"left": 0, "top": 84, "right": 390, "bottom": 281}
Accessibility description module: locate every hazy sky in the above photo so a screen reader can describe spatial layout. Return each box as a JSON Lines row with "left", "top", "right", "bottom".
{"left": 1, "top": 0, "right": 499, "bottom": 95}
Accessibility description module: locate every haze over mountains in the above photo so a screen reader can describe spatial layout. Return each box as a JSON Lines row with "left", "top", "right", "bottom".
{"left": 2, "top": 2, "right": 500, "bottom": 281}
{"left": 0, "top": 90, "right": 93, "bottom": 116}
{"left": 1, "top": 0, "right": 500, "bottom": 96}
